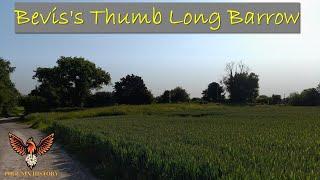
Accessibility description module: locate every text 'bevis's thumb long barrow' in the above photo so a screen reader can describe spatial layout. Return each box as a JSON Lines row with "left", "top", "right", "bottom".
{"left": 8, "top": 132, "right": 54, "bottom": 169}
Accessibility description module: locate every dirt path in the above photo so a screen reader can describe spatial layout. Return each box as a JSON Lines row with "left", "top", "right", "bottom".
{"left": 0, "top": 118, "right": 96, "bottom": 180}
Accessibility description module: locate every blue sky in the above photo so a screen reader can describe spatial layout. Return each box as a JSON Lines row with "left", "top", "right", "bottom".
{"left": 1, "top": 0, "right": 319, "bottom": 98}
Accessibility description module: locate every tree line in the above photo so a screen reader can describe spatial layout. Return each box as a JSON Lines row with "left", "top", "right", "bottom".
{"left": 0, "top": 56, "right": 319, "bottom": 115}
{"left": 0, "top": 58, "right": 19, "bottom": 116}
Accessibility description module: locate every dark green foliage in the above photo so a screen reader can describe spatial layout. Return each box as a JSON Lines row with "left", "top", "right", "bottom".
{"left": 114, "top": 74, "right": 153, "bottom": 105}
{"left": 223, "top": 62, "right": 259, "bottom": 103}
{"left": 30, "top": 84, "right": 60, "bottom": 108}
{"left": 191, "top": 97, "right": 202, "bottom": 103}
{"left": 270, "top": 94, "right": 282, "bottom": 105}
{"left": 202, "top": 82, "right": 224, "bottom": 102}
{"left": 170, "top": 87, "right": 190, "bottom": 103}
{"left": 256, "top": 95, "right": 270, "bottom": 104}
{"left": 288, "top": 93, "right": 301, "bottom": 106}
{"left": 300, "top": 88, "right": 320, "bottom": 106}
{"left": 256, "top": 95, "right": 282, "bottom": 105}
{"left": 156, "top": 90, "right": 171, "bottom": 103}
{"left": 20, "top": 95, "right": 48, "bottom": 113}
{"left": 288, "top": 88, "right": 320, "bottom": 106}
{"left": 31, "top": 56, "right": 111, "bottom": 108}
{"left": 0, "top": 58, "right": 19, "bottom": 116}
{"left": 85, "top": 92, "right": 115, "bottom": 107}
{"left": 157, "top": 87, "right": 190, "bottom": 103}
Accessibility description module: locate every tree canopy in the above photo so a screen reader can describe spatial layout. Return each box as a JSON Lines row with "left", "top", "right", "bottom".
{"left": 202, "top": 82, "right": 224, "bottom": 102}
{"left": 222, "top": 62, "right": 259, "bottom": 103}
{"left": 170, "top": 87, "right": 190, "bottom": 103}
{"left": 114, "top": 74, "right": 153, "bottom": 104}
{"left": 85, "top": 92, "right": 114, "bottom": 107}
{"left": 31, "top": 56, "right": 111, "bottom": 108}
{"left": 288, "top": 88, "right": 320, "bottom": 106}
{"left": 0, "top": 58, "right": 19, "bottom": 116}
{"left": 157, "top": 87, "right": 190, "bottom": 103}
{"left": 157, "top": 90, "right": 171, "bottom": 103}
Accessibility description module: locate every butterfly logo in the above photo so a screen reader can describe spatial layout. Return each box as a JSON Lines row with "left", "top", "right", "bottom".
{"left": 8, "top": 132, "right": 54, "bottom": 169}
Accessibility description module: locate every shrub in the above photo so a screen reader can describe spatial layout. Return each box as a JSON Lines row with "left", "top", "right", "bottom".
{"left": 85, "top": 92, "right": 115, "bottom": 107}
{"left": 270, "top": 94, "right": 282, "bottom": 105}
{"left": 20, "top": 95, "right": 49, "bottom": 114}
{"left": 256, "top": 95, "right": 270, "bottom": 104}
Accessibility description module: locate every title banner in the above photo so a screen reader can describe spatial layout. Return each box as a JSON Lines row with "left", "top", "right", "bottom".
{"left": 15, "top": 3, "right": 301, "bottom": 34}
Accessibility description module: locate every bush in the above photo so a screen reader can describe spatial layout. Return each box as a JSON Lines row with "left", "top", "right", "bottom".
{"left": 191, "top": 98, "right": 203, "bottom": 103}
{"left": 256, "top": 95, "right": 270, "bottom": 104}
{"left": 20, "top": 95, "right": 49, "bottom": 114}
{"left": 85, "top": 92, "right": 115, "bottom": 107}
{"left": 270, "top": 95, "right": 282, "bottom": 105}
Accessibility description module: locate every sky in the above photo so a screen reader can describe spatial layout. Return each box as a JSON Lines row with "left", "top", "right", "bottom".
{"left": 1, "top": 0, "right": 319, "bottom": 98}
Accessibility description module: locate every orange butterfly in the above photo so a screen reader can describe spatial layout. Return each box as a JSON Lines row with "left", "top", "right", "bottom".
{"left": 8, "top": 132, "right": 54, "bottom": 169}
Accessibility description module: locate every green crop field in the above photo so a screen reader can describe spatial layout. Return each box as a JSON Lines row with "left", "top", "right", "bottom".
{"left": 24, "top": 104, "right": 320, "bottom": 179}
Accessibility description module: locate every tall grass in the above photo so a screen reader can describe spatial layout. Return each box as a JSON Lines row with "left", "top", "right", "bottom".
{"left": 24, "top": 104, "right": 320, "bottom": 178}
{"left": 24, "top": 103, "right": 223, "bottom": 129}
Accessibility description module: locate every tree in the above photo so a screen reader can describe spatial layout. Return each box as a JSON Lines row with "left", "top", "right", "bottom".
{"left": 20, "top": 95, "right": 48, "bottom": 114}
{"left": 157, "top": 87, "right": 190, "bottom": 103}
{"left": 170, "top": 87, "right": 190, "bottom": 103}
{"left": 271, "top": 94, "right": 282, "bottom": 105}
{"left": 222, "top": 62, "right": 259, "bottom": 103}
{"left": 30, "top": 83, "right": 60, "bottom": 108}
{"left": 256, "top": 95, "right": 270, "bottom": 104}
{"left": 85, "top": 92, "right": 114, "bottom": 107}
{"left": 288, "top": 89, "right": 320, "bottom": 106}
{"left": 202, "top": 82, "right": 224, "bottom": 102}
{"left": 300, "top": 88, "right": 319, "bottom": 106}
{"left": 0, "top": 58, "right": 19, "bottom": 116}
{"left": 288, "top": 92, "right": 301, "bottom": 106}
{"left": 32, "top": 56, "right": 111, "bottom": 108}
{"left": 191, "top": 97, "right": 202, "bottom": 103}
{"left": 157, "top": 90, "right": 171, "bottom": 103}
{"left": 114, "top": 74, "right": 153, "bottom": 104}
